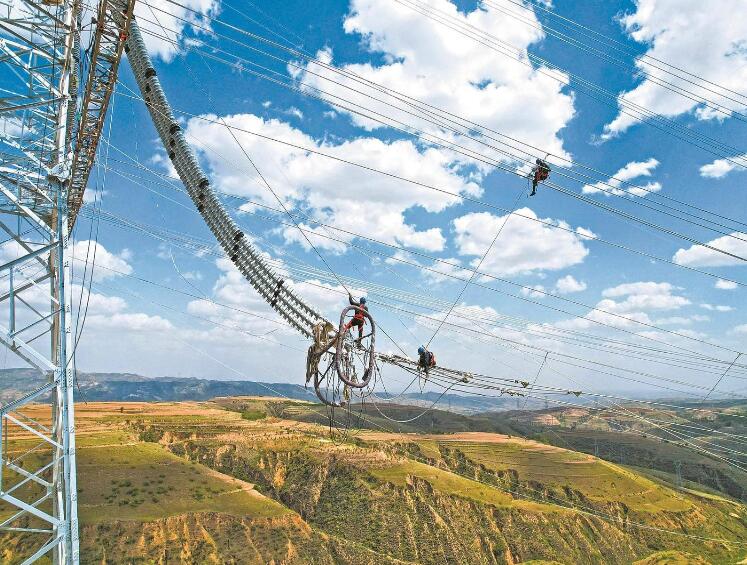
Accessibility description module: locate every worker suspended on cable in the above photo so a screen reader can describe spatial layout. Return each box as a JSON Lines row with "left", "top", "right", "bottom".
{"left": 417, "top": 346, "right": 436, "bottom": 377}
{"left": 530, "top": 157, "right": 551, "bottom": 197}
{"left": 344, "top": 294, "right": 368, "bottom": 345}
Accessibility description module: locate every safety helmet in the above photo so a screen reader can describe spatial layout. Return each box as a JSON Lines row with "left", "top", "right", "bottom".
{"left": 359, "top": 296, "right": 367, "bottom": 304}
{"left": 418, "top": 346, "right": 425, "bottom": 354}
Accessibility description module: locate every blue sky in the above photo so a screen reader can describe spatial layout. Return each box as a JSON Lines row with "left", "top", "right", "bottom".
{"left": 68, "top": 0, "right": 747, "bottom": 400}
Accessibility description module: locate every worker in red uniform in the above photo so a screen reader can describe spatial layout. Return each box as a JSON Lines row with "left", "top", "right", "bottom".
{"left": 530, "top": 158, "right": 551, "bottom": 196}
{"left": 344, "top": 294, "right": 368, "bottom": 345}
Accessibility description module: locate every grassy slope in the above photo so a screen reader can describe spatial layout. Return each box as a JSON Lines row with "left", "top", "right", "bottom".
{"left": 0, "top": 435, "right": 283, "bottom": 526}
{"left": 76, "top": 435, "right": 288, "bottom": 523}
{"left": 217, "top": 397, "right": 747, "bottom": 503}
{"left": 492, "top": 403, "right": 747, "bottom": 502}
{"left": 432, "top": 439, "right": 691, "bottom": 512}
{"left": 368, "top": 459, "right": 553, "bottom": 512}
{"left": 540, "top": 427, "right": 747, "bottom": 501}
{"left": 3, "top": 400, "right": 747, "bottom": 564}
{"left": 632, "top": 551, "right": 711, "bottom": 565}
{"left": 148, "top": 401, "right": 747, "bottom": 563}
{"left": 0, "top": 402, "right": 408, "bottom": 565}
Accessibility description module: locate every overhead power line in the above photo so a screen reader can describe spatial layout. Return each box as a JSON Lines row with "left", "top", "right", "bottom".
{"left": 135, "top": 0, "right": 747, "bottom": 233}
{"left": 101, "top": 138, "right": 747, "bottom": 366}
{"left": 79, "top": 202, "right": 747, "bottom": 402}
{"left": 124, "top": 16, "right": 747, "bottom": 264}
{"left": 110, "top": 92, "right": 747, "bottom": 290}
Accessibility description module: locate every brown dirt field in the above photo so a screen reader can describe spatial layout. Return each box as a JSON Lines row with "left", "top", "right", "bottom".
{"left": 16, "top": 401, "right": 231, "bottom": 421}
{"left": 360, "top": 431, "right": 576, "bottom": 454}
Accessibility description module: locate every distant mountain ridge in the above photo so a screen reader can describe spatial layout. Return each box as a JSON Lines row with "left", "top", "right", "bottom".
{"left": 0, "top": 368, "right": 317, "bottom": 403}
{"left": 0, "top": 368, "right": 528, "bottom": 411}
{"left": 2, "top": 369, "right": 733, "bottom": 413}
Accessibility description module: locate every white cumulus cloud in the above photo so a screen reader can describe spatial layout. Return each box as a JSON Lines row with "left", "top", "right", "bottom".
{"left": 582, "top": 158, "right": 661, "bottom": 197}
{"left": 86, "top": 312, "right": 173, "bottom": 332}
{"left": 601, "top": 281, "right": 690, "bottom": 313}
{"left": 655, "top": 315, "right": 708, "bottom": 326}
{"left": 182, "top": 113, "right": 480, "bottom": 253}
{"left": 603, "top": 0, "right": 747, "bottom": 138}
{"left": 520, "top": 285, "right": 546, "bottom": 298}
{"left": 520, "top": 275, "right": 587, "bottom": 297}
{"left": 700, "top": 303, "right": 734, "bottom": 312}
{"left": 77, "top": 287, "right": 128, "bottom": 315}
{"left": 715, "top": 279, "right": 738, "bottom": 290}
{"left": 554, "top": 275, "right": 587, "bottom": 294}
{"left": 71, "top": 241, "right": 133, "bottom": 281}
{"left": 673, "top": 233, "right": 747, "bottom": 267}
{"left": 294, "top": 0, "right": 575, "bottom": 165}
{"left": 556, "top": 280, "right": 691, "bottom": 331}
{"left": 186, "top": 257, "right": 366, "bottom": 340}
{"left": 699, "top": 154, "right": 747, "bottom": 179}
{"left": 452, "top": 208, "right": 593, "bottom": 276}
{"left": 135, "top": 0, "right": 220, "bottom": 62}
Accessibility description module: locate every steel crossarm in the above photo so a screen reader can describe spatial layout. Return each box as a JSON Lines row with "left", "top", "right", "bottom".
{"left": 67, "top": 0, "right": 135, "bottom": 227}
{"left": 4, "top": 460, "right": 55, "bottom": 494}
{"left": 0, "top": 492, "right": 59, "bottom": 527}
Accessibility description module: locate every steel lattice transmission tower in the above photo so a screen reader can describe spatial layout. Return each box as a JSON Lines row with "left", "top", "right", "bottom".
{"left": 0, "top": 0, "right": 132, "bottom": 562}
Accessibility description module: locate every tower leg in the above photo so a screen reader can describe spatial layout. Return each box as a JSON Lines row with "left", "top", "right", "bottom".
{"left": 0, "top": 0, "right": 80, "bottom": 562}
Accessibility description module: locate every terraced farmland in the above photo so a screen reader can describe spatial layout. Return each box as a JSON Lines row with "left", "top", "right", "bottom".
{"left": 2, "top": 400, "right": 746, "bottom": 564}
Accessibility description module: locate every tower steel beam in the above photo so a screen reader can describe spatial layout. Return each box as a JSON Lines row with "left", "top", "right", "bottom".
{"left": 0, "top": 0, "right": 80, "bottom": 562}
{"left": 68, "top": 0, "right": 135, "bottom": 226}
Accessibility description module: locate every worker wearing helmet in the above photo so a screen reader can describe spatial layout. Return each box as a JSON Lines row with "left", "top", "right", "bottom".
{"left": 530, "top": 158, "right": 551, "bottom": 197}
{"left": 344, "top": 294, "right": 368, "bottom": 345}
{"left": 417, "top": 345, "right": 436, "bottom": 377}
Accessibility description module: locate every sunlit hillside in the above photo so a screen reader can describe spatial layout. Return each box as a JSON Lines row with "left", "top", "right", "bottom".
{"left": 2, "top": 401, "right": 745, "bottom": 564}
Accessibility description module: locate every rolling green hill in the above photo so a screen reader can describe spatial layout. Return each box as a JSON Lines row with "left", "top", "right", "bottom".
{"left": 493, "top": 403, "right": 747, "bottom": 501}
{"left": 4, "top": 400, "right": 743, "bottom": 564}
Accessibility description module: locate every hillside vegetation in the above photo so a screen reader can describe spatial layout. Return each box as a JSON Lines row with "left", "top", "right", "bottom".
{"left": 496, "top": 403, "right": 747, "bottom": 501}
{"left": 1, "top": 399, "right": 745, "bottom": 564}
